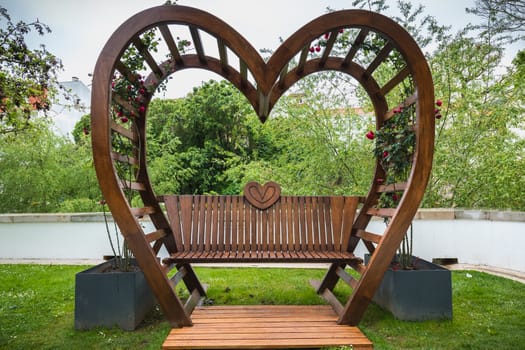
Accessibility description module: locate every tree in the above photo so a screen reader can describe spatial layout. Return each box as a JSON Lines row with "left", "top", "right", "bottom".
{"left": 351, "top": 0, "right": 451, "bottom": 52}
{"left": 260, "top": 73, "right": 374, "bottom": 196}
{"left": 147, "top": 80, "right": 274, "bottom": 195}
{"left": 350, "top": 0, "right": 525, "bottom": 210}
{"left": 466, "top": 0, "right": 525, "bottom": 43}
{"left": 426, "top": 39, "right": 525, "bottom": 209}
{"left": 0, "top": 6, "right": 64, "bottom": 134}
{"left": 0, "top": 119, "right": 100, "bottom": 213}
{"left": 422, "top": 0, "right": 525, "bottom": 209}
{"left": 72, "top": 113, "right": 91, "bottom": 144}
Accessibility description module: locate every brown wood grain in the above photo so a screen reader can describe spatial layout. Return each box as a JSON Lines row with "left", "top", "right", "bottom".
{"left": 163, "top": 306, "right": 373, "bottom": 349}
{"left": 132, "top": 37, "right": 163, "bottom": 78}
{"left": 162, "top": 193, "right": 362, "bottom": 265}
{"left": 91, "top": 5, "right": 433, "bottom": 329}
{"left": 110, "top": 120, "right": 136, "bottom": 142}
{"left": 343, "top": 28, "right": 370, "bottom": 66}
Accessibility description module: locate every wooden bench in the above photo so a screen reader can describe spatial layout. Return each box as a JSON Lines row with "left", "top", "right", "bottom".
{"left": 161, "top": 181, "right": 363, "bottom": 266}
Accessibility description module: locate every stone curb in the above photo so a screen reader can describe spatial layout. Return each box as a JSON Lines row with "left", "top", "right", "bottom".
{"left": 2, "top": 209, "right": 524, "bottom": 223}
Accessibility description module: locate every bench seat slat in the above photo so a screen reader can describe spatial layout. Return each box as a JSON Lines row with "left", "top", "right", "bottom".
{"left": 163, "top": 251, "right": 362, "bottom": 264}
{"left": 216, "top": 196, "right": 225, "bottom": 251}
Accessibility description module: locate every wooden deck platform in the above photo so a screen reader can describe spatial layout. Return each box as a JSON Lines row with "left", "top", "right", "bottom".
{"left": 162, "top": 305, "right": 373, "bottom": 349}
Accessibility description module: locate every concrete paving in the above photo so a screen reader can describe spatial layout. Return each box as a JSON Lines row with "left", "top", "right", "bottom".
{"left": 0, "top": 258, "right": 104, "bottom": 266}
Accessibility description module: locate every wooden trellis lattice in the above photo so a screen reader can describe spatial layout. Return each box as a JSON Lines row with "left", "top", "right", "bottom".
{"left": 91, "top": 5, "right": 434, "bottom": 348}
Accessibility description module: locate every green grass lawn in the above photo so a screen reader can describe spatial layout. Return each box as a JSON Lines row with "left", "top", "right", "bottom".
{"left": 0, "top": 264, "right": 524, "bottom": 349}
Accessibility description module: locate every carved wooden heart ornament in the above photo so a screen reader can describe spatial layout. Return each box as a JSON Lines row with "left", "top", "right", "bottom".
{"left": 243, "top": 181, "right": 281, "bottom": 210}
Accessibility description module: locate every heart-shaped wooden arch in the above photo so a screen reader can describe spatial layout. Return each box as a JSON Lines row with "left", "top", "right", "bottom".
{"left": 91, "top": 5, "right": 434, "bottom": 328}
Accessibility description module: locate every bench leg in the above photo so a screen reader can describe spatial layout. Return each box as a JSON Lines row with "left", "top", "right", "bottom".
{"left": 310, "top": 263, "right": 347, "bottom": 316}
{"left": 316, "top": 263, "right": 346, "bottom": 293}
{"left": 178, "top": 263, "right": 207, "bottom": 298}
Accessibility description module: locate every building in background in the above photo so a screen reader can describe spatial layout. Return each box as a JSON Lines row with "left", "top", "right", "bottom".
{"left": 51, "top": 77, "right": 91, "bottom": 137}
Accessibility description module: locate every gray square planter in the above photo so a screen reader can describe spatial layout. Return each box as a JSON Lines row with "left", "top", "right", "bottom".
{"left": 75, "top": 259, "right": 157, "bottom": 331}
{"left": 367, "top": 255, "right": 453, "bottom": 321}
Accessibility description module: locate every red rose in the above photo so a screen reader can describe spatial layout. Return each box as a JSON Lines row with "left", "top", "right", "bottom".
{"left": 435, "top": 113, "right": 442, "bottom": 119}
{"left": 309, "top": 46, "right": 315, "bottom": 53}
{"left": 120, "top": 116, "right": 129, "bottom": 123}
{"left": 366, "top": 131, "right": 375, "bottom": 140}
{"left": 392, "top": 193, "right": 399, "bottom": 202}
{"left": 315, "top": 46, "right": 321, "bottom": 52}
{"left": 383, "top": 151, "right": 389, "bottom": 158}
{"left": 436, "top": 99, "right": 443, "bottom": 107}
{"left": 139, "top": 105, "right": 146, "bottom": 113}
{"left": 376, "top": 178, "right": 384, "bottom": 184}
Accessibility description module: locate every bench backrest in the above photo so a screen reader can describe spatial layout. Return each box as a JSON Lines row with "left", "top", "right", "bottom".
{"left": 163, "top": 182, "right": 360, "bottom": 254}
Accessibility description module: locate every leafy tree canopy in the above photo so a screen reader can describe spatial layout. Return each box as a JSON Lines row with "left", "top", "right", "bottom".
{"left": 147, "top": 80, "right": 276, "bottom": 195}
{"left": 0, "top": 119, "right": 100, "bottom": 213}
{"left": 0, "top": 6, "right": 63, "bottom": 134}
{"left": 466, "top": 0, "right": 525, "bottom": 43}
{"left": 3, "top": 1, "right": 525, "bottom": 213}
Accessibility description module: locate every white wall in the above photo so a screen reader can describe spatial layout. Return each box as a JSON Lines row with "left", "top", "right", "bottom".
{"left": 1, "top": 210, "right": 524, "bottom": 272}
{"left": 0, "top": 221, "right": 110, "bottom": 260}
{"left": 0, "top": 214, "right": 159, "bottom": 261}
{"left": 411, "top": 219, "right": 524, "bottom": 272}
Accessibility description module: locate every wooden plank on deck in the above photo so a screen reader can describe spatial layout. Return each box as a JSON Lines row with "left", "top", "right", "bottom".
{"left": 163, "top": 305, "right": 373, "bottom": 349}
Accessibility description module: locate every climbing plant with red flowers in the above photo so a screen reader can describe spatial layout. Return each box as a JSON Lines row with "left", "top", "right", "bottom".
{"left": 367, "top": 99, "right": 442, "bottom": 208}
{"left": 366, "top": 98, "right": 442, "bottom": 269}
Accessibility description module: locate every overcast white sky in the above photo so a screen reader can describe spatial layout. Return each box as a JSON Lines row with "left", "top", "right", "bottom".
{"left": 2, "top": 0, "right": 522, "bottom": 134}
{"left": 4, "top": 0, "right": 486, "bottom": 90}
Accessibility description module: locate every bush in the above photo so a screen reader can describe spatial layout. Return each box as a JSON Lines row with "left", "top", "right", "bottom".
{"left": 57, "top": 198, "right": 101, "bottom": 213}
